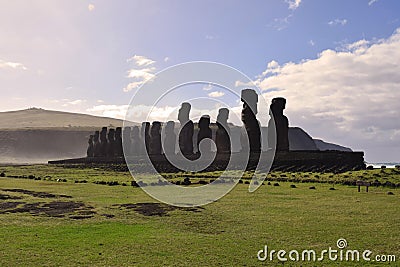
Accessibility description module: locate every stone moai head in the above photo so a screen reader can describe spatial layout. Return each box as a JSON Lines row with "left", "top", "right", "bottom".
{"left": 165, "top": 121, "right": 175, "bottom": 133}
{"left": 88, "top": 135, "right": 93, "bottom": 142}
{"left": 100, "top": 127, "right": 108, "bottom": 141}
{"left": 115, "top": 127, "right": 122, "bottom": 138}
{"left": 142, "top": 122, "right": 150, "bottom": 136}
{"left": 151, "top": 121, "right": 161, "bottom": 135}
{"left": 241, "top": 89, "right": 258, "bottom": 124}
{"left": 108, "top": 128, "right": 115, "bottom": 141}
{"left": 178, "top": 102, "right": 191, "bottom": 124}
{"left": 132, "top": 126, "right": 139, "bottom": 137}
{"left": 198, "top": 115, "right": 210, "bottom": 129}
{"left": 241, "top": 89, "right": 258, "bottom": 116}
{"left": 271, "top": 97, "right": 286, "bottom": 116}
{"left": 94, "top": 131, "right": 100, "bottom": 142}
{"left": 217, "top": 108, "right": 229, "bottom": 125}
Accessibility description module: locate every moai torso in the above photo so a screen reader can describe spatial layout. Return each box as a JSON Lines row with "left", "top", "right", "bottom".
{"left": 106, "top": 128, "right": 115, "bottom": 157}
{"left": 241, "top": 89, "right": 261, "bottom": 153}
{"left": 268, "top": 97, "right": 289, "bottom": 151}
{"left": 164, "top": 121, "right": 176, "bottom": 156}
{"left": 197, "top": 115, "right": 212, "bottom": 154}
{"left": 149, "top": 122, "right": 162, "bottom": 155}
{"left": 131, "top": 126, "right": 141, "bottom": 156}
{"left": 99, "top": 127, "right": 108, "bottom": 157}
{"left": 87, "top": 135, "right": 94, "bottom": 157}
{"left": 142, "top": 122, "right": 151, "bottom": 155}
{"left": 93, "top": 131, "right": 101, "bottom": 157}
{"left": 178, "top": 103, "right": 194, "bottom": 155}
{"left": 216, "top": 108, "right": 231, "bottom": 154}
{"left": 115, "top": 127, "right": 123, "bottom": 157}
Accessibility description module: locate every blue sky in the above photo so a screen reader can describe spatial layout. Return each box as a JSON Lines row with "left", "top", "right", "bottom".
{"left": 0, "top": 0, "right": 400, "bottom": 162}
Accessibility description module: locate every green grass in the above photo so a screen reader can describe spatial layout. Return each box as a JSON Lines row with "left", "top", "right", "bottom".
{"left": 0, "top": 165, "right": 399, "bottom": 266}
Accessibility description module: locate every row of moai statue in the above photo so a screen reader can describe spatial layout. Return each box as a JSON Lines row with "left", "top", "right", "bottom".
{"left": 87, "top": 89, "right": 289, "bottom": 158}
{"left": 87, "top": 127, "right": 123, "bottom": 158}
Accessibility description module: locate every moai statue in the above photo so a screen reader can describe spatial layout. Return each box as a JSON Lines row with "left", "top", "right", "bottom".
{"left": 106, "top": 128, "right": 115, "bottom": 157}
{"left": 164, "top": 121, "right": 176, "bottom": 156}
{"left": 93, "top": 130, "right": 101, "bottom": 157}
{"left": 115, "top": 127, "right": 123, "bottom": 157}
{"left": 131, "top": 126, "right": 141, "bottom": 156}
{"left": 216, "top": 108, "right": 231, "bottom": 154}
{"left": 268, "top": 97, "right": 289, "bottom": 151}
{"left": 178, "top": 102, "right": 194, "bottom": 155}
{"left": 87, "top": 135, "right": 94, "bottom": 157}
{"left": 241, "top": 89, "right": 261, "bottom": 153}
{"left": 122, "top": 127, "right": 132, "bottom": 155}
{"left": 141, "top": 122, "right": 150, "bottom": 155}
{"left": 149, "top": 121, "right": 162, "bottom": 155}
{"left": 99, "top": 127, "right": 108, "bottom": 157}
{"left": 197, "top": 115, "right": 212, "bottom": 154}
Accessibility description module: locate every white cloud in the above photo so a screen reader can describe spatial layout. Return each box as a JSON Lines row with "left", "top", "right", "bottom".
{"left": 203, "top": 84, "right": 213, "bottom": 91}
{"left": 368, "top": 0, "right": 379, "bottom": 6}
{"left": 127, "top": 55, "right": 155, "bottom": 67}
{"left": 87, "top": 105, "right": 129, "bottom": 120}
{"left": 88, "top": 4, "right": 95, "bottom": 11}
{"left": 269, "top": 14, "right": 293, "bottom": 31}
{"left": 251, "top": 28, "right": 400, "bottom": 161}
{"left": 164, "top": 57, "right": 170, "bottom": 62}
{"left": 328, "top": 18, "right": 348, "bottom": 26}
{"left": 205, "top": 35, "right": 218, "bottom": 40}
{"left": 127, "top": 67, "right": 156, "bottom": 80}
{"left": 309, "top": 40, "right": 315, "bottom": 46}
{"left": 61, "top": 99, "right": 87, "bottom": 107}
{"left": 123, "top": 55, "right": 157, "bottom": 92}
{"left": 0, "top": 59, "right": 27, "bottom": 70}
{"left": 285, "top": 0, "right": 302, "bottom": 10}
{"left": 208, "top": 91, "right": 225, "bottom": 98}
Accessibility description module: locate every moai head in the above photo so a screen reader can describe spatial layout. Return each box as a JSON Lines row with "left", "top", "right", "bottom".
{"left": 132, "top": 126, "right": 139, "bottom": 137}
{"left": 115, "top": 127, "right": 122, "bottom": 138}
{"left": 198, "top": 115, "right": 210, "bottom": 129}
{"left": 142, "top": 122, "right": 150, "bottom": 136}
{"left": 151, "top": 121, "right": 161, "bottom": 135}
{"left": 100, "top": 127, "right": 108, "bottom": 141}
{"left": 241, "top": 89, "right": 258, "bottom": 116}
{"left": 88, "top": 135, "right": 93, "bottom": 143}
{"left": 178, "top": 102, "right": 191, "bottom": 124}
{"left": 108, "top": 128, "right": 115, "bottom": 141}
{"left": 165, "top": 121, "right": 175, "bottom": 133}
{"left": 271, "top": 97, "right": 286, "bottom": 116}
{"left": 241, "top": 89, "right": 258, "bottom": 125}
{"left": 123, "top": 127, "right": 131, "bottom": 138}
{"left": 94, "top": 131, "right": 100, "bottom": 142}
{"left": 217, "top": 108, "right": 229, "bottom": 125}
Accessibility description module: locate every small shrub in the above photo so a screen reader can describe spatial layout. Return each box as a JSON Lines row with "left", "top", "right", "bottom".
{"left": 0, "top": 172, "right": 5, "bottom": 177}
{"left": 309, "top": 186, "right": 316, "bottom": 190}
{"left": 273, "top": 183, "right": 280, "bottom": 187}
{"left": 290, "top": 184, "right": 296, "bottom": 188}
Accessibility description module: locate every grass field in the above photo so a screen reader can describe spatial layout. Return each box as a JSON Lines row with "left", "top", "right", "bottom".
{"left": 0, "top": 165, "right": 399, "bottom": 266}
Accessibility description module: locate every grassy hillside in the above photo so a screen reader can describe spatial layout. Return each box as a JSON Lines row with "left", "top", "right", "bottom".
{"left": 0, "top": 108, "right": 125, "bottom": 129}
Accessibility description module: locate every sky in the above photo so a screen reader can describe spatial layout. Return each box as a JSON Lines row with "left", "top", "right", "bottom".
{"left": 0, "top": 0, "right": 399, "bottom": 162}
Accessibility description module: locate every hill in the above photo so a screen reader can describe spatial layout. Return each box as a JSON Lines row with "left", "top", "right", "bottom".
{"left": 0, "top": 108, "right": 125, "bottom": 129}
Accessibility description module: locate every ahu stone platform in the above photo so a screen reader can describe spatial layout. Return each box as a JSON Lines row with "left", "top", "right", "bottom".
{"left": 48, "top": 150, "right": 365, "bottom": 173}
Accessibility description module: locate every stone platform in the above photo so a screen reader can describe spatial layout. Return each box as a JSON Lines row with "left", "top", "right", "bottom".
{"left": 48, "top": 150, "right": 365, "bottom": 173}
